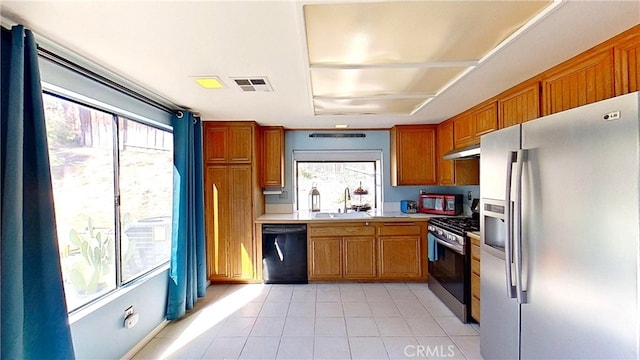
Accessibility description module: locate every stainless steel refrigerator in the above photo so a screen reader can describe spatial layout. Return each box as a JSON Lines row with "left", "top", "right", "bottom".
{"left": 480, "top": 92, "right": 640, "bottom": 359}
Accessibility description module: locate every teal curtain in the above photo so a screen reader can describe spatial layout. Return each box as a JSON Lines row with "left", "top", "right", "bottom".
{"left": 1, "top": 25, "right": 75, "bottom": 359}
{"left": 166, "top": 111, "right": 207, "bottom": 320}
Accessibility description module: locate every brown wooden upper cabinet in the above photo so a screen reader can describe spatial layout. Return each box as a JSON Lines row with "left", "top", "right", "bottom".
{"left": 436, "top": 120, "right": 479, "bottom": 186}
{"left": 614, "top": 29, "right": 640, "bottom": 96}
{"left": 453, "top": 102, "right": 498, "bottom": 148}
{"left": 390, "top": 125, "right": 437, "bottom": 186}
{"left": 204, "top": 122, "right": 253, "bottom": 164}
{"left": 443, "top": 24, "right": 638, "bottom": 148}
{"left": 453, "top": 113, "right": 474, "bottom": 149}
{"left": 261, "top": 126, "right": 285, "bottom": 188}
{"left": 437, "top": 120, "right": 455, "bottom": 185}
{"left": 542, "top": 49, "right": 614, "bottom": 116}
{"left": 498, "top": 81, "right": 541, "bottom": 129}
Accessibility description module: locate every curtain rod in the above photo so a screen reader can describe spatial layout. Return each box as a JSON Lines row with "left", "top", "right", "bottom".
{"left": 37, "top": 45, "right": 179, "bottom": 115}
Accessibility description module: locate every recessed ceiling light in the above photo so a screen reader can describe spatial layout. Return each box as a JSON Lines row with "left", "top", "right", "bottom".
{"left": 335, "top": 124, "right": 349, "bottom": 128}
{"left": 194, "top": 77, "right": 224, "bottom": 89}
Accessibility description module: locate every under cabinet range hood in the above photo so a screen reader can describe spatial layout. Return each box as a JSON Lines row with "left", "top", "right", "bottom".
{"left": 442, "top": 144, "right": 480, "bottom": 160}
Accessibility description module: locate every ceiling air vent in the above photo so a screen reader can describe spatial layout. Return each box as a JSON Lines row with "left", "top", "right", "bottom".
{"left": 231, "top": 77, "right": 273, "bottom": 92}
{"left": 309, "top": 133, "right": 366, "bottom": 138}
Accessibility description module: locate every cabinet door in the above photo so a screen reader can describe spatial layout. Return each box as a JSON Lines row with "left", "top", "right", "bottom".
{"left": 204, "top": 126, "right": 228, "bottom": 163}
{"left": 437, "top": 120, "right": 479, "bottom": 186}
{"left": 470, "top": 236, "right": 481, "bottom": 322}
{"left": 262, "top": 126, "right": 284, "bottom": 187}
{"left": 437, "top": 120, "right": 455, "bottom": 185}
{"left": 542, "top": 49, "right": 614, "bottom": 115}
{"left": 453, "top": 113, "right": 475, "bottom": 148}
{"left": 205, "top": 165, "right": 230, "bottom": 279}
{"left": 378, "top": 236, "right": 422, "bottom": 279}
{"left": 474, "top": 102, "right": 498, "bottom": 137}
{"left": 229, "top": 165, "right": 255, "bottom": 279}
{"left": 309, "top": 237, "right": 342, "bottom": 280}
{"left": 391, "top": 125, "right": 437, "bottom": 186}
{"left": 228, "top": 126, "right": 253, "bottom": 163}
{"left": 614, "top": 30, "right": 640, "bottom": 95}
{"left": 204, "top": 123, "right": 253, "bottom": 164}
{"left": 499, "top": 82, "right": 540, "bottom": 129}
{"left": 344, "top": 236, "right": 376, "bottom": 279}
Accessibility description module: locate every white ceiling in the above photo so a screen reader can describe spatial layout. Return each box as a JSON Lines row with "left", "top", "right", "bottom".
{"left": 1, "top": 1, "right": 639, "bottom": 129}
{"left": 304, "top": 1, "right": 551, "bottom": 116}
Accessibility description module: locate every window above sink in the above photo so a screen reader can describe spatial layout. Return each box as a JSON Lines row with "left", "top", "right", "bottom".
{"left": 294, "top": 150, "right": 383, "bottom": 213}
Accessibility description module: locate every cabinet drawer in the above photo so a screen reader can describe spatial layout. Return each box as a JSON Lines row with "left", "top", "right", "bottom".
{"left": 377, "top": 223, "right": 422, "bottom": 236}
{"left": 471, "top": 295, "right": 481, "bottom": 322}
{"left": 309, "top": 225, "right": 375, "bottom": 237}
{"left": 471, "top": 258, "right": 480, "bottom": 276}
{"left": 471, "top": 244, "right": 481, "bottom": 259}
{"left": 470, "top": 236, "right": 480, "bottom": 247}
{"left": 471, "top": 273, "right": 481, "bottom": 297}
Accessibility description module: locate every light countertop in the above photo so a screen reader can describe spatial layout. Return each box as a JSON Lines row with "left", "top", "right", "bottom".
{"left": 255, "top": 210, "right": 433, "bottom": 224}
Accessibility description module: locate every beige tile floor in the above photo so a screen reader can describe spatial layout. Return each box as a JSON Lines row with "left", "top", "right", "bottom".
{"left": 131, "top": 283, "right": 482, "bottom": 360}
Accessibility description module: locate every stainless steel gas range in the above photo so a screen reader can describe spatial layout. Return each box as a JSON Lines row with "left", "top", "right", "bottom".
{"left": 427, "top": 216, "right": 479, "bottom": 323}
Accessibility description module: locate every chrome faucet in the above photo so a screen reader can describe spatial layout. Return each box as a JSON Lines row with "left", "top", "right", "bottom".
{"left": 344, "top": 187, "right": 351, "bottom": 213}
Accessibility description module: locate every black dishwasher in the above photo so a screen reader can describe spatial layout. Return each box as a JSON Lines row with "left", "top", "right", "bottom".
{"left": 262, "top": 224, "right": 308, "bottom": 284}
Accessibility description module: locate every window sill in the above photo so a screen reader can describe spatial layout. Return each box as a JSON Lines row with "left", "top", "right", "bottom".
{"left": 68, "top": 263, "right": 169, "bottom": 324}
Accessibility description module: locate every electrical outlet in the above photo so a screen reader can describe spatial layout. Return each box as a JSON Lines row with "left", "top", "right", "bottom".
{"left": 123, "top": 306, "right": 139, "bottom": 329}
{"left": 467, "top": 191, "right": 472, "bottom": 201}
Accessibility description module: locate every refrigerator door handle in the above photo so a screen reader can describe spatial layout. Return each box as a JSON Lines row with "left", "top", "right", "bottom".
{"left": 514, "top": 149, "right": 528, "bottom": 304}
{"left": 504, "top": 151, "right": 517, "bottom": 298}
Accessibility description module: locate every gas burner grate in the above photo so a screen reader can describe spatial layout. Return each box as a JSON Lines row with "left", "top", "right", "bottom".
{"left": 430, "top": 217, "right": 479, "bottom": 235}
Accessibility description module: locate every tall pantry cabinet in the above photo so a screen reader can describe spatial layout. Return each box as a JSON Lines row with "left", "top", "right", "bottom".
{"left": 203, "top": 121, "right": 264, "bottom": 282}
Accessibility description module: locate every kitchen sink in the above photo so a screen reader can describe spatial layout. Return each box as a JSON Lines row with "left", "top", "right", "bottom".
{"left": 314, "top": 212, "right": 371, "bottom": 219}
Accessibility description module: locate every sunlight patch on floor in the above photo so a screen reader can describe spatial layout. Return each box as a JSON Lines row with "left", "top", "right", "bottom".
{"left": 159, "top": 284, "right": 265, "bottom": 359}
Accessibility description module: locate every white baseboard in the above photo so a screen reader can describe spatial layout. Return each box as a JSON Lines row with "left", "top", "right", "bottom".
{"left": 120, "top": 319, "right": 170, "bottom": 360}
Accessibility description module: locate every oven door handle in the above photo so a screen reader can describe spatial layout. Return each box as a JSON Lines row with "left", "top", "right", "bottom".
{"left": 434, "top": 236, "right": 464, "bottom": 255}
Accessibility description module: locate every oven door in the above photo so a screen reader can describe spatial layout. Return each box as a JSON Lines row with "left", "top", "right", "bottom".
{"left": 428, "top": 232, "right": 468, "bottom": 304}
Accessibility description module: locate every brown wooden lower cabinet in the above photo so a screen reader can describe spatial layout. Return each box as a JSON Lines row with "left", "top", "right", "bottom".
{"left": 378, "top": 222, "right": 423, "bottom": 279}
{"left": 309, "top": 237, "right": 342, "bottom": 280}
{"left": 344, "top": 236, "right": 377, "bottom": 279}
{"left": 205, "top": 164, "right": 258, "bottom": 281}
{"left": 470, "top": 234, "right": 481, "bottom": 322}
{"left": 307, "top": 221, "right": 427, "bottom": 281}
{"left": 378, "top": 236, "right": 422, "bottom": 279}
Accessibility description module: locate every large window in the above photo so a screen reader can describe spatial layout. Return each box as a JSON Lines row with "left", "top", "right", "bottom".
{"left": 44, "top": 93, "right": 173, "bottom": 312}
{"left": 296, "top": 161, "right": 381, "bottom": 212}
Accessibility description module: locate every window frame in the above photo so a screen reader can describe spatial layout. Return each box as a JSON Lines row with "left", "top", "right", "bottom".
{"left": 292, "top": 150, "right": 384, "bottom": 212}
{"left": 42, "top": 88, "right": 174, "bottom": 313}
